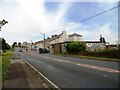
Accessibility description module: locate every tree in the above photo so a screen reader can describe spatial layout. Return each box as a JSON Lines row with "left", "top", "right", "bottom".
{"left": 103, "top": 38, "right": 106, "bottom": 43}
{"left": 66, "top": 41, "right": 86, "bottom": 52}
{"left": 0, "top": 38, "right": 11, "bottom": 50}
{"left": 18, "top": 42, "right": 21, "bottom": 47}
{"left": 100, "top": 36, "right": 106, "bottom": 43}
{"left": 12, "top": 42, "right": 17, "bottom": 49}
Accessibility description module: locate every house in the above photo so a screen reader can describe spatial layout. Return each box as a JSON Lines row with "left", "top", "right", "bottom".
{"left": 50, "top": 41, "right": 106, "bottom": 53}
{"left": 106, "top": 44, "right": 118, "bottom": 50}
{"left": 49, "top": 30, "right": 83, "bottom": 52}
{"left": 84, "top": 41, "right": 106, "bottom": 51}
{"left": 21, "top": 42, "right": 31, "bottom": 50}
{"left": 32, "top": 30, "right": 106, "bottom": 53}
{"left": 32, "top": 40, "right": 44, "bottom": 50}
{"left": 49, "top": 30, "right": 69, "bottom": 45}
{"left": 69, "top": 33, "right": 82, "bottom": 41}
{"left": 31, "top": 34, "right": 61, "bottom": 50}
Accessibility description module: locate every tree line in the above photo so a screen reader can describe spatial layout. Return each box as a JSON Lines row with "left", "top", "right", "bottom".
{"left": 0, "top": 38, "right": 22, "bottom": 50}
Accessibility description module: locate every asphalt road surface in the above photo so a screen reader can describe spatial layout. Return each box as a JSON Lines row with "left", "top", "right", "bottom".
{"left": 19, "top": 50, "right": 119, "bottom": 88}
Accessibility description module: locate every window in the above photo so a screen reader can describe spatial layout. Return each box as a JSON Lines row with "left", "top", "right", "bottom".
{"left": 52, "top": 45, "right": 54, "bottom": 48}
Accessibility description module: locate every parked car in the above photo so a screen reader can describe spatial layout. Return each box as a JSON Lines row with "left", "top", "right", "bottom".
{"left": 39, "top": 48, "right": 50, "bottom": 54}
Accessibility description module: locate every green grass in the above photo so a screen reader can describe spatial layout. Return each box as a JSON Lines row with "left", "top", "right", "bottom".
{"left": 1, "top": 50, "right": 13, "bottom": 81}
{"left": 52, "top": 52, "right": 120, "bottom": 62}
{"left": 0, "top": 56, "right": 2, "bottom": 85}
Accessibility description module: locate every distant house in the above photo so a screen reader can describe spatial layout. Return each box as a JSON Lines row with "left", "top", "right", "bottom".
{"left": 32, "top": 41, "right": 44, "bottom": 50}
{"left": 106, "top": 44, "right": 118, "bottom": 50}
{"left": 21, "top": 42, "right": 31, "bottom": 50}
{"left": 84, "top": 41, "right": 106, "bottom": 51}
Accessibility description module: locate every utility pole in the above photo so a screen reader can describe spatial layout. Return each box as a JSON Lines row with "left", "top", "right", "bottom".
{"left": 31, "top": 40, "right": 32, "bottom": 50}
{"left": 0, "top": 19, "right": 8, "bottom": 31}
{"left": 41, "top": 33, "right": 45, "bottom": 48}
{"left": 43, "top": 33, "right": 45, "bottom": 48}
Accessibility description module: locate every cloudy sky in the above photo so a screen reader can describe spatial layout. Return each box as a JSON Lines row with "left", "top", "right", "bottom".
{"left": 0, "top": 0, "right": 119, "bottom": 45}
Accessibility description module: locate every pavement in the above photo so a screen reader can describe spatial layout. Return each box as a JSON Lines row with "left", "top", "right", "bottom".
{"left": 2, "top": 51, "right": 47, "bottom": 89}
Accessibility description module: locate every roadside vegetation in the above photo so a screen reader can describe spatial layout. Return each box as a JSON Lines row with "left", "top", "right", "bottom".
{"left": 0, "top": 38, "right": 13, "bottom": 81}
{"left": 2, "top": 50, "right": 13, "bottom": 79}
{"left": 53, "top": 41, "right": 120, "bottom": 62}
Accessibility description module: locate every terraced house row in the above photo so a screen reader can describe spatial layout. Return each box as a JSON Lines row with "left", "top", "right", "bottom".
{"left": 25, "top": 29, "right": 109, "bottom": 53}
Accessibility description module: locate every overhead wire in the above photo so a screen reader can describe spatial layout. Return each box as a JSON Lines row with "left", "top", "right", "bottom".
{"left": 49, "top": 3, "right": 120, "bottom": 33}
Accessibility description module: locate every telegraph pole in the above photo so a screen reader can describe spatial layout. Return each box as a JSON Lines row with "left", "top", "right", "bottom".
{"left": 43, "top": 33, "right": 45, "bottom": 48}
{"left": 41, "top": 33, "right": 45, "bottom": 48}
{"left": 31, "top": 40, "right": 32, "bottom": 50}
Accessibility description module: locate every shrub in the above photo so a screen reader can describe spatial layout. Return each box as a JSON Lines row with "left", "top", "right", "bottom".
{"left": 78, "top": 49, "right": 120, "bottom": 59}
{"left": 66, "top": 41, "right": 86, "bottom": 53}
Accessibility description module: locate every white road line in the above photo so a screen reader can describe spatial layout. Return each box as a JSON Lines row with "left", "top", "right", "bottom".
{"left": 21, "top": 55, "right": 61, "bottom": 90}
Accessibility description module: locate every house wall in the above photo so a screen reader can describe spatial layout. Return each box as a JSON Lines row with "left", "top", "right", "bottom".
{"left": 51, "top": 43, "right": 62, "bottom": 53}
{"left": 61, "top": 43, "right": 68, "bottom": 53}
{"left": 50, "top": 30, "right": 69, "bottom": 45}
{"left": 45, "top": 40, "right": 50, "bottom": 49}
{"left": 69, "top": 36, "right": 82, "bottom": 41}
{"left": 60, "top": 42, "right": 106, "bottom": 53}
{"left": 59, "top": 31, "right": 69, "bottom": 42}
{"left": 86, "top": 43, "right": 106, "bottom": 51}
{"left": 32, "top": 42, "right": 44, "bottom": 50}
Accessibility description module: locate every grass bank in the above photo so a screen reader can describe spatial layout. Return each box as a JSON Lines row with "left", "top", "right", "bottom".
{"left": 53, "top": 52, "right": 120, "bottom": 62}
{"left": 1, "top": 50, "right": 13, "bottom": 81}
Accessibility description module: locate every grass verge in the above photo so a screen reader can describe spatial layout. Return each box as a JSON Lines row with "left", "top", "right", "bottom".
{"left": 1, "top": 50, "right": 13, "bottom": 81}
{"left": 53, "top": 52, "right": 120, "bottom": 62}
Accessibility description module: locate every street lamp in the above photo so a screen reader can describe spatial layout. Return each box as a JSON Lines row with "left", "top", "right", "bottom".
{"left": 0, "top": 19, "right": 8, "bottom": 31}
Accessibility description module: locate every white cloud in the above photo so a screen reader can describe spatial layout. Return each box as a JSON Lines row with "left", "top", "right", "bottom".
{"left": 0, "top": 0, "right": 72, "bottom": 44}
{"left": 66, "top": 22, "right": 118, "bottom": 44}
{"left": 0, "top": 0, "right": 118, "bottom": 45}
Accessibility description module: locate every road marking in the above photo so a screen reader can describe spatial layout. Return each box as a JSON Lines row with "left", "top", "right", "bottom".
{"left": 21, "top": 55, "right": 61, "bottom": 90}
{"left": 24, "top": 52, "right": 120, "bottom": 74}
{"left": 39, "top": 55, "right": 120, "bottom": 74}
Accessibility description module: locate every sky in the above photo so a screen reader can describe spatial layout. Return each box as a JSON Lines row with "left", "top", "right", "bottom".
{"left": 0, "top": 0, "right": 119, "bottom": 45}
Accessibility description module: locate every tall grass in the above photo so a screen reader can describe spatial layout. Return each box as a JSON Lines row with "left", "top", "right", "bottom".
{"left": 2, "top": 50, "right": 13, "bottom": 80}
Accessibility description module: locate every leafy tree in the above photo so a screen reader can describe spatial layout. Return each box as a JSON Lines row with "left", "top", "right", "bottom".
{"left": 12, "top": 42, "right": 17, "bottom": 49}
{"left": 0, "top": 38, "right": 11, "bottom": 50}
{"left": 100, "top": 37, "right": 106, "bottom": 43}
{"left": 18, "top": 42, "right": 21, "bottom": 47}
{"left": 66, "top": 41, "right": 86, "bottom": 52}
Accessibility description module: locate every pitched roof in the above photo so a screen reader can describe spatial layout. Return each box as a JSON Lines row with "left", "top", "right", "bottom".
{"left": 50, "top": 33, "right": 62, "bottom": 41}
{"left": 69, "top": 33, "right": 82, "bottom": 37}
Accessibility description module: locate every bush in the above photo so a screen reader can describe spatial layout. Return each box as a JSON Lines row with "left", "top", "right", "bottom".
{"left": 78, "top": 49, "right": 120, "bottom": 59}
{"left": 66, "top": 41, "right": 86, "bottom": 53}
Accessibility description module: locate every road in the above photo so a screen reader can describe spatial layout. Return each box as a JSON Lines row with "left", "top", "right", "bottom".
{"left": 19, "top": 50, "right": 119, "bottom": 88}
